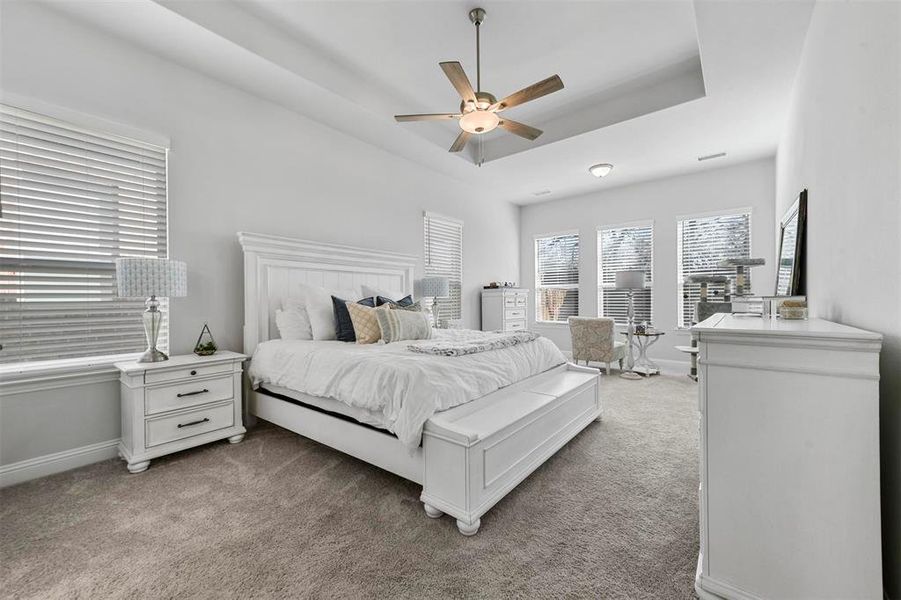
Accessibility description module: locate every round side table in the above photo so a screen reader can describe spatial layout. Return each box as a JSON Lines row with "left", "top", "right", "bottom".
{"left": 621, "top": 330, "right": 665, "bottom": 377}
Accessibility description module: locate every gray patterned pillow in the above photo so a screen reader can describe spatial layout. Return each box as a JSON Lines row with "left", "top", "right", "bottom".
{"left": 389, "top": 299, "right": 423, "bottom": 312}
{"left": 377, "top": 308, "right": 432, "bottom": 343}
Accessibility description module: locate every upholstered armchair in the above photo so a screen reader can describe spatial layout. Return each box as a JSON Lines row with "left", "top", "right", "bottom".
{"left": 568, "top": 317, "right": 627, "bottom": 375}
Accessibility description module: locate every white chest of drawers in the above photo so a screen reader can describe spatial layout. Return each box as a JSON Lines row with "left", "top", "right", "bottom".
{"left": 481, "top": 288, "right": 529, "bottom": 332}
{"left": 114, "top": 351, "right": 247, "bottom": 473}
{"left": 693, "top": 314, "right": 882, "bottom": 600}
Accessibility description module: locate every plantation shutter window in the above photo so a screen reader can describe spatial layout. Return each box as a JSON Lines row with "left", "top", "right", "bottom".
{"left": 677, "top": 211, "right": 751, "bottom": 327}
{"left": 423, "top": 212, "right": 463, "bottom": 323}
{"left": 598, "top": 224, "right": 653, "bottom": 325}
{"left": 535, "top": 233, "right": 579, "bottom": 323}
{"left": 0, "top": 104, "right": 169, "bottom": 364}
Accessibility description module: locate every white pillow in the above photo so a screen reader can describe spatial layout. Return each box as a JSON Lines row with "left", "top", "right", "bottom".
{"left": 301, "top": 284, "right": 361, "bottom": 341}
{"left": 274, "top": 296, "right": 313, "bottom": 340}
{"left": 362, "top": 284, "right": 405, "bottom": 301}
{"left": 275, "top": 307, "right": 312, "bottom": 340}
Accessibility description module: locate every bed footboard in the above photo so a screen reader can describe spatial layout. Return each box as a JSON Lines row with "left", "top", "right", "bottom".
{"left": 420, "top": 363, "right": 601, "bottom": 535}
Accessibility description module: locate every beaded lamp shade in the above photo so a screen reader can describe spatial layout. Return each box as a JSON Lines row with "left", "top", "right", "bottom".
{"left": 115, "top": 258, "right": 187, "bottom": 298}
{"left": 421, "top": 276, "right": 450, "bottom": 298}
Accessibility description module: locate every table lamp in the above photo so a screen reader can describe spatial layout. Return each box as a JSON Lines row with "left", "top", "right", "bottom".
{"left": 615, "top": 270, "right": 645, "bottom": 380}
{"left": 116, "top": 258, "right": 187, "bottom": 362}
{"left": 421, "top": 276, "right": 450, "bottom": 327}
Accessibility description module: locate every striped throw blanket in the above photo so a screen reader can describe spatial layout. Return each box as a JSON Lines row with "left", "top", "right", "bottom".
{"left": 407, "top": 330, "right": 541, "bottom": 357}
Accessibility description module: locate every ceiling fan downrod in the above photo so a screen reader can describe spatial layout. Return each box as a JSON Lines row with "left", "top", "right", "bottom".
{"left": 469, "top": 8, "right": 486, "bottom": 93}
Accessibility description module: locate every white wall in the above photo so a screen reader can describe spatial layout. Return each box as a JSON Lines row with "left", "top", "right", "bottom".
{"left": 520, "top": 158, "right": 776, "bottom": 362}
{"left": 0, "top": 3, "right": 520, "bottom": 469}
{"left": 774, "top": 2, "right": 901, "bottom": 595}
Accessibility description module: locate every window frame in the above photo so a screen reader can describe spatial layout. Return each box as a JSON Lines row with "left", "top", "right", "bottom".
{"left": 0, "top": 101, "right": 170, "bottom": 368}
{"left": 534, "top": 230, "right": 581, "bottom": 325}
{"left": 676, "top": 207, "right": 753, "bottom": 329}
{"left": 597, "top": 220, "right": 654, "bottom": 326}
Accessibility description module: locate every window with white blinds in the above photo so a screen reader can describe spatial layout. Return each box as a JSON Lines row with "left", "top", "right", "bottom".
{"left": 423, "top": 212, "right": 463, "bottom": 323}
{"left": 0, "top": 104, "right": 169, "bottom": 364}
{"left": 598, "top": 224, "right": 653, "bottom": 325}
{"left": 535, "top": 233, "right": 579, "bottom": 323}
{"left": 677, "top": 211, "right": 751, "bottom": 327}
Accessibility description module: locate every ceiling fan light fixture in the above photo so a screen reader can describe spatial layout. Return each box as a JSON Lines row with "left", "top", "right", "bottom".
{"left": 460, "top": 110, "right": 499, "bottom": 134}
{"left": 589, "top": 163, "right": 614, "bottom": 178}
{"left": 393, "top": 8, "right": 563, "bottom": 157}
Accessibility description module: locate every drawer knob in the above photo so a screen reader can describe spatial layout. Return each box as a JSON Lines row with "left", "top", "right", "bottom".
{"left": 190, "top": 370, "right": 197, "bottom": 376}
{"left": 177, "top": 417, "right": 210, "bottom": 429}
{"left": 177, "top": 388, "right": 209, "bottom": 398}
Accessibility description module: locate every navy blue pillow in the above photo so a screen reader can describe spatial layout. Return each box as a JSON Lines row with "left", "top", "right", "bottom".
{"left": 375, "top": 295, "right": 413, "bottom": 307}
{"left": 332, "top": 296, "right": 375, "bottom": 342}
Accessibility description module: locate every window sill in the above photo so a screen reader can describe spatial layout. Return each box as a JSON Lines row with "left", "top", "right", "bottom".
{"left": 0, "top": 352, "right": 142, "bottom": 392}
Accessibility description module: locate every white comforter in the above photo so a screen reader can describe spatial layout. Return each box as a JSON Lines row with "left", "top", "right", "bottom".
{"left": 248, "top": 329, "right": 566, "bottom": 448}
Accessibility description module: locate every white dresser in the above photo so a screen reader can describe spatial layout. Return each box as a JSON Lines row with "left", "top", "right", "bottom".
{"left": 115, "top": 351, "right": 247, "bottom": 473}
{"left": 693, "top": 314, "right": 882, "bottom": 600}
{"left": 481, "top": 287, "right": 528, "bottom": 332}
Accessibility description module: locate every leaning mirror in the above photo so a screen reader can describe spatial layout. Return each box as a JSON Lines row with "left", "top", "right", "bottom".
{"left": 775, "top": 189, "right": 807, "bottom": 296}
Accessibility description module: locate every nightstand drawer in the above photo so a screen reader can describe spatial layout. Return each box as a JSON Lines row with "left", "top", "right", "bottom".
{"left": 145, "top": 362, "right": 233, "bottom": 385}
{"left": 515, "top": 295, "right": 527, "bottom": 307}
{"left": 145, "top": 375, "right": 234, "bottom": 415}
{"left": 505, "top": 320, "right": 526, "bottom": 331}
{"left": 503, "top": 295, "right": 517, "bottom": 307}
{"left": 145, "top": 402, "right": 234, "bottom": 447}
{"left": 505, "top": 308, "right": 525, "bottom": 320}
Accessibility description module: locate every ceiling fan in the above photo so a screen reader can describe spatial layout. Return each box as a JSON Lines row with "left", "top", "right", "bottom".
{"left": 394, "top": 7, "right": 564, "bottom": 159}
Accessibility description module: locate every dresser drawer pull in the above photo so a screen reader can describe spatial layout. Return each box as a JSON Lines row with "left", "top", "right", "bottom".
{"left": 177, "top": 417, "right": 210, "bottom": 429}
{"left": 190, "top": 370, "right": 197, "bottom": 376}
{"left": 177, "top": 389, "right": 209, "bottom": 398}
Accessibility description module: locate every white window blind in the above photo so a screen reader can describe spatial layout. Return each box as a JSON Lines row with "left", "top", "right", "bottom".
{"left": 677, "top": 211, "right": 751, "bottom": 327}
{"left": 598, "top": 224, "right": 653, "bottom": 325}
{"left": 535, "top": 233, "right": 579, "bottom": 323}
{"left": 0, "top": 104, "right": 169, "bottom": 364}
{"left": 423, "top": 212, "right": 463, "bottom": 323}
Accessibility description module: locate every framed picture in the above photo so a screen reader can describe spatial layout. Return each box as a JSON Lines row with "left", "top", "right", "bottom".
{"left": 775, "top": 189, "right": 807, "bottom": 296}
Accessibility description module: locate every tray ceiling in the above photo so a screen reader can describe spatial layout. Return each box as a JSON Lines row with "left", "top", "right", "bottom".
{"left": 41, "top": 0, "right": 814, "bottom": 204}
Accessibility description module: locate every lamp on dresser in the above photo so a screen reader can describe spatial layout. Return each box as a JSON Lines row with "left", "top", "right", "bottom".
{"left": 615, "top": 270, "right": 645, "bottom": 380}
{"left": 115, "top": 257, "right": 187, "bottom": 362}
{"left": 421, "top": 276, "right": 450, "bottom": 327}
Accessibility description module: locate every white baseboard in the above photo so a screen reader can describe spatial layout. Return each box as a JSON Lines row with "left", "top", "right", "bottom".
{"left": 563, "top": 352, "right": 691, "bottom": 377}
{"left": 0, "top": 438, "right": 120, "bottom": 488}
{"left": 654, "top": 358, "right": 693, "bottom": 376}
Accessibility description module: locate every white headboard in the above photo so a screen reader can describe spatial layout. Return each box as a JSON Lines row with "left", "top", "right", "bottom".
{"left": 238, "top": 232, "right": 417, "bottom": 353}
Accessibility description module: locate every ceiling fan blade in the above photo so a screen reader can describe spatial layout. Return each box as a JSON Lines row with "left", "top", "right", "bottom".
{"left": 491, "top": 75, "right": 564, "bottom": 112}
{"left": 498, "top": 118, "right": 543, "bottom": 141}
{"left": 439, "top": 61, "right": 477, "bottom": 103}
{"left": 395, "top": 113, "right": 461, "bottom": 122}
{"left": 449, "top": 130, "right": 471, "bottom": 153}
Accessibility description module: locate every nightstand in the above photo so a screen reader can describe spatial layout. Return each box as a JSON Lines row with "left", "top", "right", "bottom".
{"left": 114, "top": 351, "right": 247, "bottom": 474}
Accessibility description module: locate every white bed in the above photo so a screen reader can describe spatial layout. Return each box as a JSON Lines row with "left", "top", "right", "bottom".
{"left": 248, "top": 331, "right": 568, "bottom": 448}
{"left": 239, "top": 232, "right": 601, "bottom": 535}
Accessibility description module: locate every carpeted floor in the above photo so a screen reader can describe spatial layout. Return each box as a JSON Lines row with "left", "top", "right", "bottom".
{"left": 0, "top": 374, "right": 699, "bottom": 600}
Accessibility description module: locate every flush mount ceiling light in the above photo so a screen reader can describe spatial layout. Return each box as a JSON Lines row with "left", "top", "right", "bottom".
{"left": 394, "top": 8, "right": 564, "bottom": 155}
{"left": 589, "top": 163, "right": 614, "bottom": 178}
